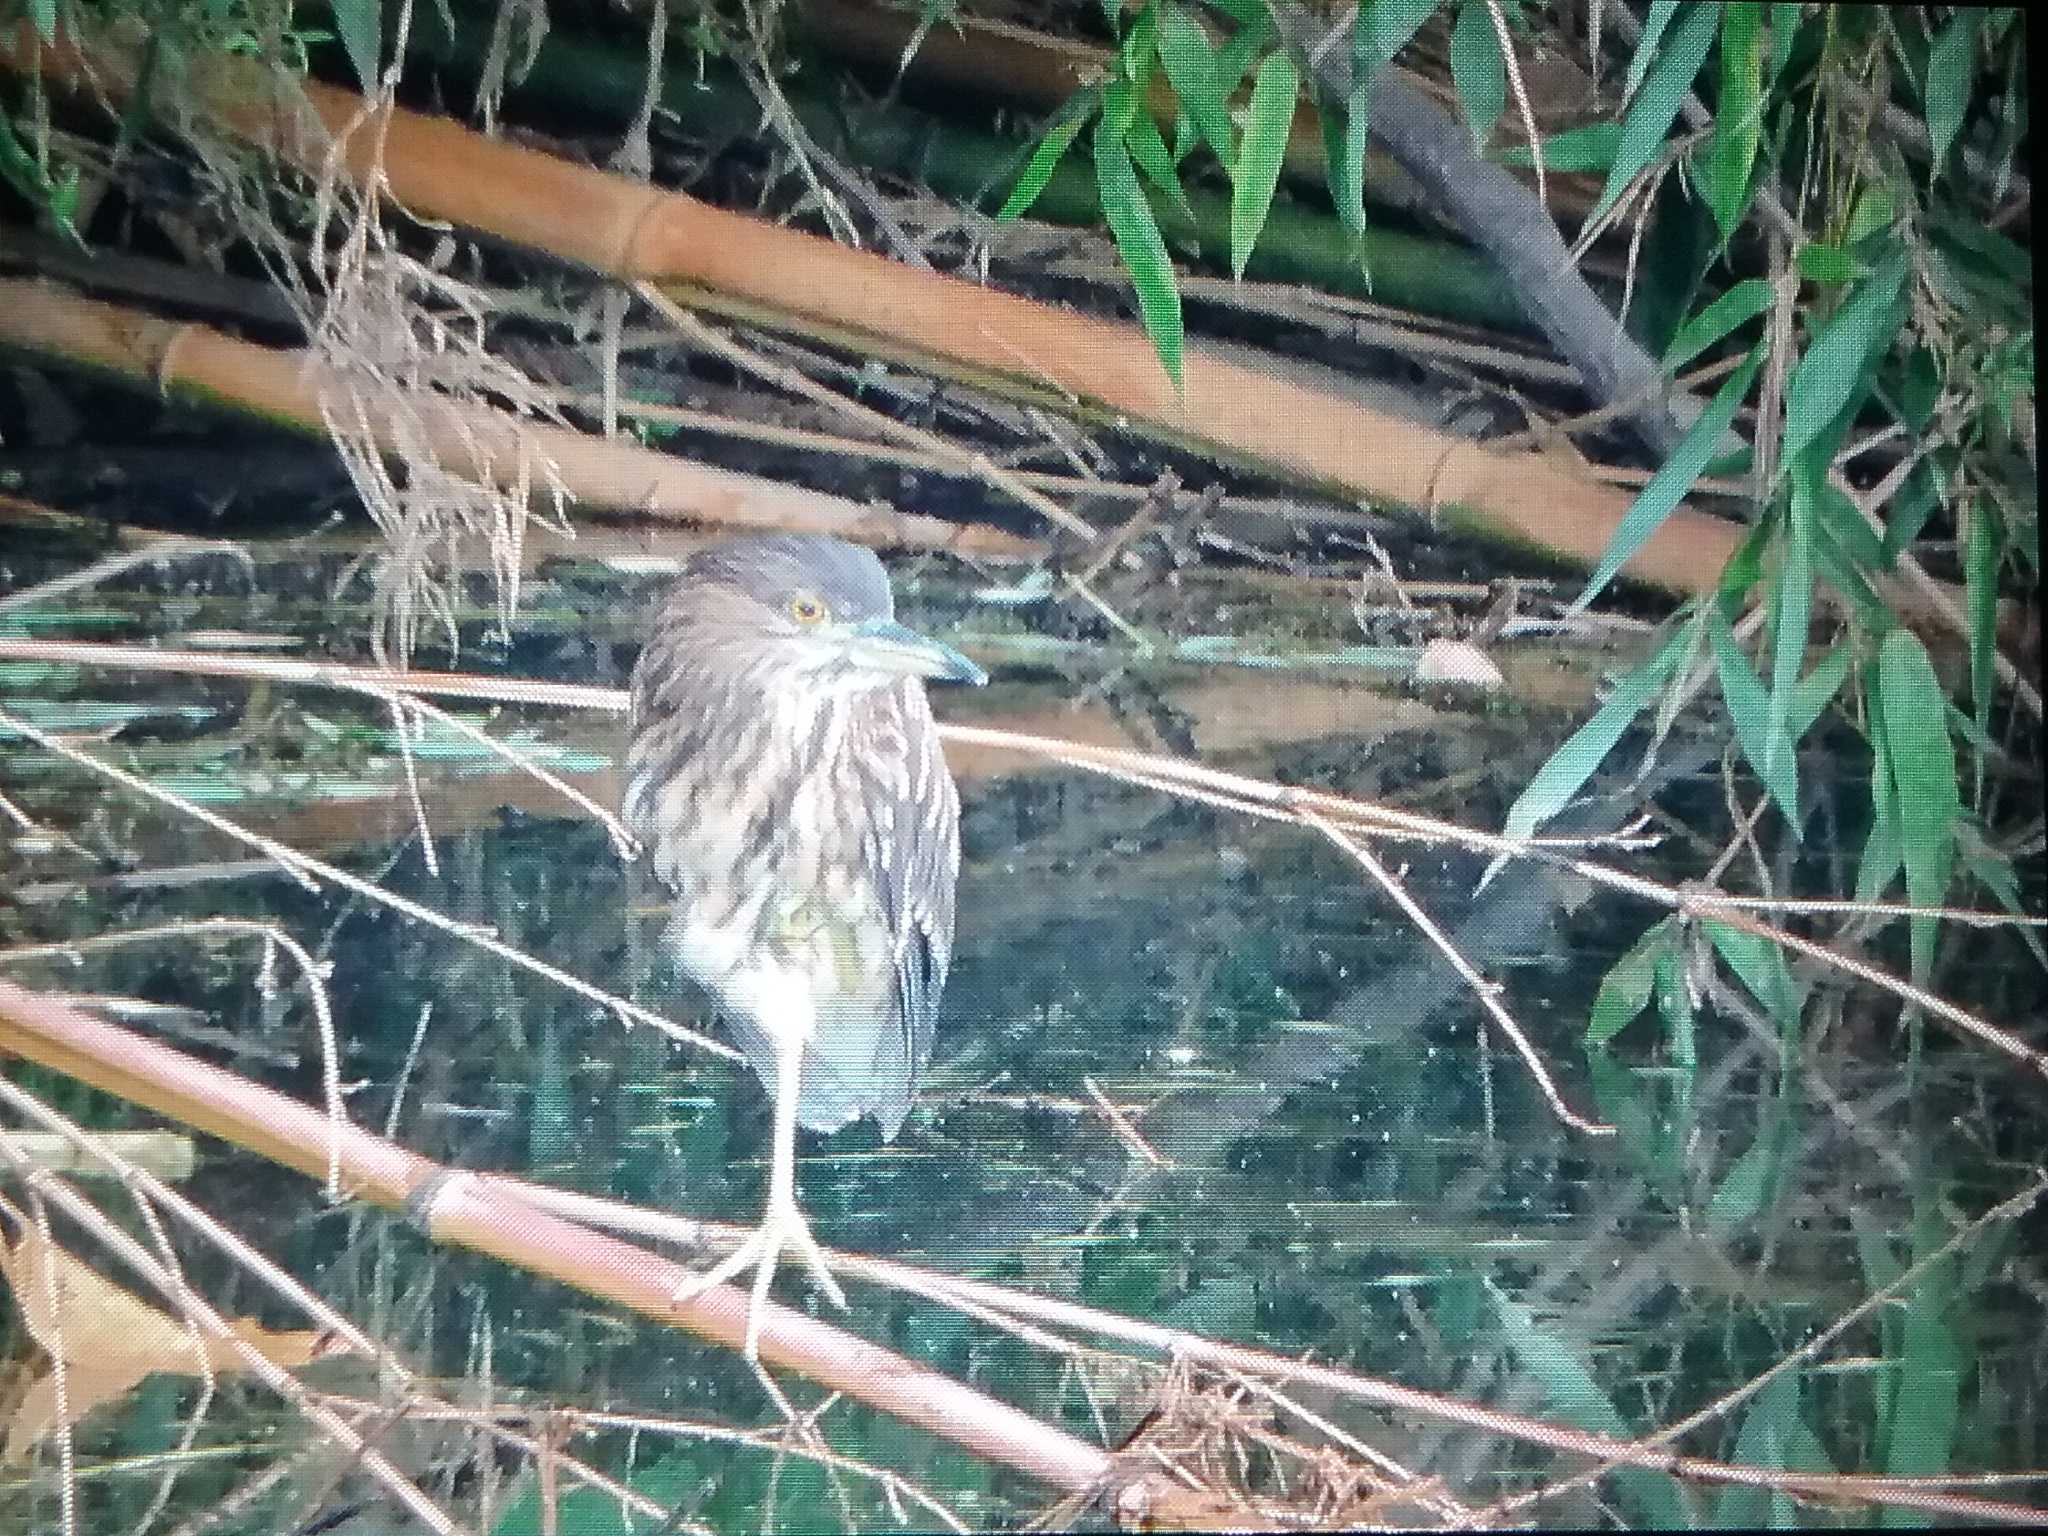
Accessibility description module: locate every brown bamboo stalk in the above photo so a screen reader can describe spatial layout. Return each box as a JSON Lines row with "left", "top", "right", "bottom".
{"left": 0, "top": 977, "right": 1160, "bottom": 1506}
{"left": 8, "top": 18, "right": 1759, "bottom": 603}
{"left": 0, "top": 276, "right": 1037, "bottom": 560}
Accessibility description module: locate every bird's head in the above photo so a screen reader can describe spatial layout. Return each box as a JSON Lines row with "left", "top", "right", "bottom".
{"left": 663, "top": 534, "right": 987, "bottom": 695}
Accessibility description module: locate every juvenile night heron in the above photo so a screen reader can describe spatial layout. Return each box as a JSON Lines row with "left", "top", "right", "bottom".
{"left": 621, "top": 533, "right": 985, "bottom": 1357}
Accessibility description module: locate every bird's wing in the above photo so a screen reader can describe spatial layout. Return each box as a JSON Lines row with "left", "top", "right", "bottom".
{"left": 866, "top": 684, "right": 959, "bottom": 1097}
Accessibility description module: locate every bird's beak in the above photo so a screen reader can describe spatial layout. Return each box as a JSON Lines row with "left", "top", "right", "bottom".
{"left": 840, "top": 617, "right": 988, "bottom": 686}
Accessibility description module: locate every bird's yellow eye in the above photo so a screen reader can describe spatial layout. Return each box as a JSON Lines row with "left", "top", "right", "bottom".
{"left": 789, "top": 593, "right": 829, "bottom": 625}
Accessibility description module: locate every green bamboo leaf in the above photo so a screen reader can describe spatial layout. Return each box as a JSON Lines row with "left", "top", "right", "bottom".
{"left": 1710, "top": 600, "right": 1800, "bottom": 834}
{"left": 1231, "top": 49, "right": 1298, "bottom": 280}
{"left": 1095, "top": 121, "right": 1185, "bottom": 388}
{"left": 1786, "top": 642, "right": 1851, "bottom": 739}
{"left": 1662, "top": 277, "right": 1773, "bottom": 370}
{"left": 1585, "top": 1050, "right": 1661, "bottom": 1183}
{"left": 29, "top": 0, "right": 56, "bottom": 43}
{"left": 1586, "top": 917, "right": 1677, "bottom": 1046}
{"left": 332, "top": 0, "right": 383, "bottom": 93}
{"left": 998, "top": 94, "right": 1098, "bottom": 220}
{"left": 1125, "top": 110, "right": 1194, "bottom": 220}
{"left": 1781, "top": 252, "right": 1909, "bottom": 471}
{"left": 1158, "top": 1, "right": 1238, "bottom": 172}
{"left": 1882, "top": 1205, "right": 1963, "bottom": 1507}
{"left": 1704, "top": 918, "right": 1801, "bottom": 1035}
{"left": 1450, "top": 0, "right": 1506, "bottom": 149}
{"left": 1716, "top": 516, "right": 1771, "bottom": 611}
{"left": 1989, "top": 31, "right": 2024, "bottom": 199}
{"left": 1497, "top": 121, "right": 1622, "bottom": 172}
{"left": 1964, "top": 497, "right": 2000, "bottom": 733}
{"left": 1945, "top": 698, "right": 2001, "bottom": 762}
{"left": 1855, "top": 703, "right": 1904, "bottom": 905}
{"left": 1214, "top": 10, "right": 1274, "bottom": 95}
{"left": 1333, "top": 0, "right": 1439, "bottom": 236}
{"left": 1876, "top": 629, "right": 1961, "bottom": 981}
{"left": 1716, "top": 1372, "right": 1835, "bottom": 1528}
{"left": 1850, "top": 1207, "right": 1905, "bottom": 1450}
{"left": 1101, "top": 73, "right": 1139, "bottom": 138}
{"left": 1501, "top": 619, "right": 1694, "bottom": 843}
{"left": 1486, "top": 1283, "right": 1628, "bottom": 1436}
{"left": 1794, "top": 241, "right": 1863, "bottom": 284}
{"left": 1923, "top": 8, "right": 1983, "bottom": 182}
{"left": 1355, "top": 0, "right": 1442, "bottom": 77}
{"left": 1704, "top": 2, "right": 1764, "bottom": 240}
{"left": 1958, "top": 824, "right": 2048, "bottom": 969}
{"left": 1810, "top": 477, "right": 1888, "bottom": 573}
{"left": 1882, "top": 460, "right": 1944, "bottom": 565}
{"left": 1897, "top": 345, "right": 1942, "bottom": 433}
{"left": 1765, "top": 4, "right": 1804, "bottom": 92}
{"left": 1572, "top": 343, "right": 1765, "bottom": 612}
{"left": 1769, "top": 474, "right": 1815, "bottom": 787}
{"left": 1850, "top": 1206, "right": 1905, "bottom": 1296}
{"left": 46, "top": 164, "right": 82, "bottom": 241}
{"left": 1326, "top": 87, "right": 1371, "bottom": 238}
{"left": 1119, "top": 0, "right": 1161, "bottom": 85}
{"left": 1428, "top": 1271, "right": 1485, "bottom": 1348}
{"left": 1590, "top": 1, "right": 1719, "bottom": 228}
{"left": 1705, "top": 1133, "right": 1780, "bottom": 1237}
{"left": 1623, "top": 0, "right": 1683, "bottom": 106}
{"left": 1654, "top": 947, "right": 1698, "bottom": 1112}
{"left": 1487, "top": 1283, "right": 1691, "bottom": 1526}
{"left": 1845, "top": 177, "right": 1899, "bottom": 245}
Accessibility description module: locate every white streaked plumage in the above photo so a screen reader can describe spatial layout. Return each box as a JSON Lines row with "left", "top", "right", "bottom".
{"left": 619, "top": 534, "right": 979, "bottom": 1358}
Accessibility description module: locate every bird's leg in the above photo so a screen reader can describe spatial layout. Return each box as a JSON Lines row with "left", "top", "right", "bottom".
{"left": 673, "top": 1025, "right": 848, "bottom": 1360}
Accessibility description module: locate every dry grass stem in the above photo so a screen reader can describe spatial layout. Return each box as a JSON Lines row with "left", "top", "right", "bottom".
{"left": 0, "top": 919, "right": 347, "bottom": 1196}
{"left": 1475, "top": 1170, "right": 2048, "bottom": 1525}
{"left": 0, "top": 706, "right": 738, "bottom": 1064}
{"left": 7, "top": 639, "right": 2035, "bottom": 1081}
{"left": 0, "top": 1100, "right": 467, "bottom": 1535}
{"left": 1295, "top": 804, "right": 1613, "bottom": 1137}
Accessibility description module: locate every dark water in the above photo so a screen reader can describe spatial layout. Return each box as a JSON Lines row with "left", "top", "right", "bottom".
{"left": 2, "top": 546, "right": 2044, "bottom": 1531}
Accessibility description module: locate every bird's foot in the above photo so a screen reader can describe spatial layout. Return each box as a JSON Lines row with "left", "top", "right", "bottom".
{"left": 673, "top": 1192, "right": 849, "bottom": 1360}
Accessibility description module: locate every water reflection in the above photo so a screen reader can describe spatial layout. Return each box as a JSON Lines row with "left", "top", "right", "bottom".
{"left": 3, "top": 548, "right": 2043, "bottom": 1528}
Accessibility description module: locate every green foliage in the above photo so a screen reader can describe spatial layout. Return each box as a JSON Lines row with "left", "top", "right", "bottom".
{"left": 1499, "top": 119, "right": 1621, "bottom": 173}
{"left": 1486, "top": 1281, "right": 1695, "bottom": 1525}
{"left": 0, "top": 111, "right": 84, "bottom": 244}
{"left": 1874, "top": 628, "right": 1962, "bottom": 982}
{"left": 1094, "top": 107, "right": 1185, "bottom": 387}
{"left": 1501, "top": 614, "right": 1698, "bottom": 847}
{"left": 1325, "top": 0, "right": 1438, "bottom": 237}
{"left": 1158, "top": 0, "right": 1236, "bottom": 173}
{"left": 996, "top": 90, "right": 1097, "bottom": 221}
{"left": 1584, "top": 916, "right": 1678, "bottom": 1047}
{"left": 0, "top": 0, "right": 333, "bottom": 237}
{"left": 994, "top": 0, "right": 1217, "bottom": 387}
{"left": 1591, "top": 0, "right": 1718, "bottom": 228}
{"left": 1661, "top": 275, "right": 1773, "bottom": 369}
{"left": 991, "top": 0, "right": 1507, "bottom": 382}
{"left": 1447, "top": 0, "right": 1504, "bottom": 150}
{"left": 1854, "top": 1184, "right": 1986, "bottom": 1523}
{"left": 330, "top": 0, "right": 380, "bottom": 91}
{"left": 1229, "top": 46, "right": 1294, "bottom": 280}
{"left": 1510, "top": 0, "right": 2033, "bottom": 1063}
{"left": 1779, "top": 252, "right": 1910, "bottom": 472}
{"left": 1920, "top": 7, "right": 1983, "bottom": 182}
{"left": 1703, "top": 1, "right": 1763, "bottom": 241}
{"left": 1570, "top": 341, "right": 1766, "bottom": 612}
{"left": 1712, "top": 1373, "right": 1836, "bottom": 1528}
